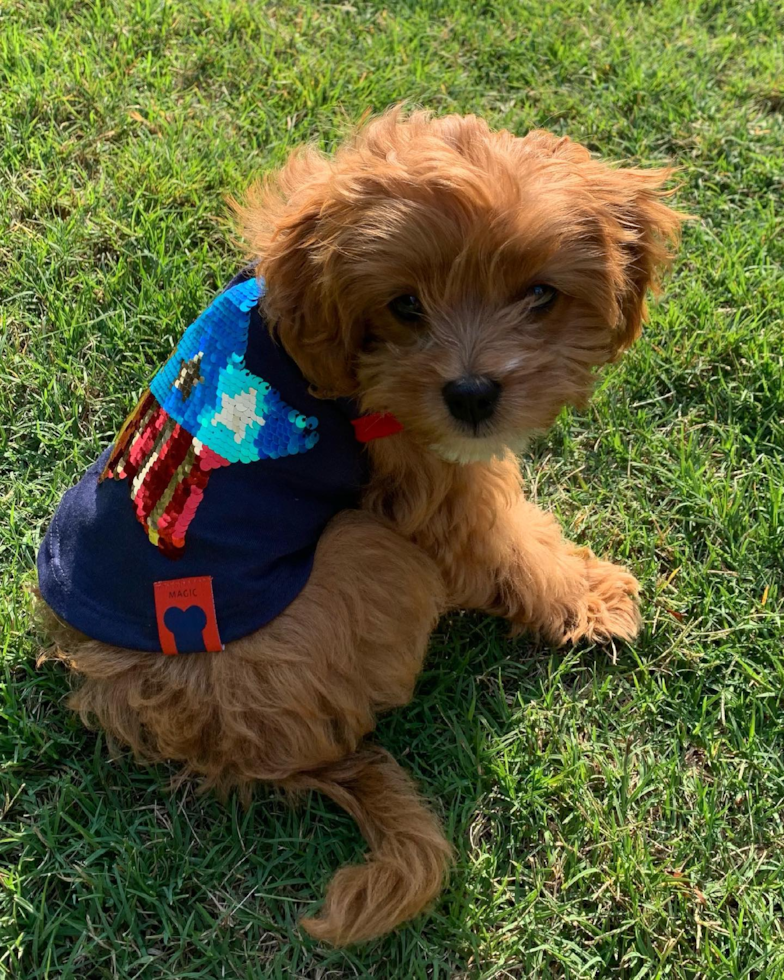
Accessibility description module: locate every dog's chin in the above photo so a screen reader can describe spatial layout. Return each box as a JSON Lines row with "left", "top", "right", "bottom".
{"left": 427, "top": 429, "right": 532, "bottom": 465}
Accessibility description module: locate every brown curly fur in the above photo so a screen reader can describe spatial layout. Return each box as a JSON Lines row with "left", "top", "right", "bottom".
{"left": 39, "top": 107, "right": 683, "bottom": 945}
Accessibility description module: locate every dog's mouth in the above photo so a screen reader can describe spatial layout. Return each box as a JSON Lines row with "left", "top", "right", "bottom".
{"left": 428, "top": 424, "right": 531, "bottom": 464}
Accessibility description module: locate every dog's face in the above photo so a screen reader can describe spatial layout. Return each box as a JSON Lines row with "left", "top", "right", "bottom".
{"left": 237, "top": 110, "right": 682, "bottom": 463}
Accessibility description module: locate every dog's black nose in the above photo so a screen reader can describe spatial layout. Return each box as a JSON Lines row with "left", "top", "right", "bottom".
{"left": 442, "top": 376, "right": 501, "bottom": 426}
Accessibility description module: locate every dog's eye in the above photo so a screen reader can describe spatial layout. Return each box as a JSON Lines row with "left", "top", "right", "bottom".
{"left": 526, "top": 284, "right": 558, "bottom": 310}
{"left": 388, "top": 294, "right": 425, "bottom": 323}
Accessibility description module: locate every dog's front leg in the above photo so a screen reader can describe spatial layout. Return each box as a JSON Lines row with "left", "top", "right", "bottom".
{"left": 436, "top": 456, "right": 641, "bottom": 646}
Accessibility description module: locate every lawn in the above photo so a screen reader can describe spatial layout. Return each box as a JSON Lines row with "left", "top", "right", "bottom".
{"left": 1, "top": 0, "right": 783, "bottom": 977}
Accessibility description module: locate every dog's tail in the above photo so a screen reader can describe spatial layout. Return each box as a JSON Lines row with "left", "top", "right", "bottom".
{"left": 286, "top": 744, "right": 452, "bottom": 946}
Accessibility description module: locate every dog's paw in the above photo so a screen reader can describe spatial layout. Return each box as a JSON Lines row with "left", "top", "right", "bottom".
{"left": 559, "top": 558, "right": 641, "bottom": 646}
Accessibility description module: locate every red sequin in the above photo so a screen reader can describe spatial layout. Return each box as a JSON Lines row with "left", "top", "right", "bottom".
{"left": 101, "top": 390, "right": 228, "bottom": 557}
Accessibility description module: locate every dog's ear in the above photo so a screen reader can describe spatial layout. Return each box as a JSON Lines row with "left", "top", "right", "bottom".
{"left": 231, "top": 150, "right": 361, "bottom": 397}
{"left": 596, "top": 166, "right": 686, "bottom": 355}
{"left": 519, "top": 132, "right": 685, "bottom": 354}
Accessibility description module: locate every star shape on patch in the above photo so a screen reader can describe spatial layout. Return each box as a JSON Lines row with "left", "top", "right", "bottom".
{"left": 210, "top": 389, "right": 266, "bottom": 444}
{"left": 173, "top": 354, "right": 204, "bottom": 400}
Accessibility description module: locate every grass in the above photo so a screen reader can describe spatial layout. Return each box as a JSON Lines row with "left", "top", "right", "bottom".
{"left": 1, "top": 0, "right": 783, "bottom": 976}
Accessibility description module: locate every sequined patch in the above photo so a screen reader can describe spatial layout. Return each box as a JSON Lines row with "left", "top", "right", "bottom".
{"left": 100, "top": 278, "right": 320, "bottom": 557}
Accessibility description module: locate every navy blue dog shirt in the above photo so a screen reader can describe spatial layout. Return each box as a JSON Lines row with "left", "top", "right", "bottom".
{"left": 37, "top": 271, "right": 378, "bottom": 654}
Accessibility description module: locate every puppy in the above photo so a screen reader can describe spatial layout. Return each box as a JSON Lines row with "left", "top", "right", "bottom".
{"left": 37, "top": 108, "right": 683, "bottom": 945}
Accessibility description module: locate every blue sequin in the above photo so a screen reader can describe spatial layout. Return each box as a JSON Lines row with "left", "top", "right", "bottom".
{"left": 149, "top": 279, "right": 319, "bottom": 463}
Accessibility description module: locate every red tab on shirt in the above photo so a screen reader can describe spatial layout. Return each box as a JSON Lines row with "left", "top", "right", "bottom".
{"left": 154, "top": 576, "right": 223, "bottom": 655}
{"left": 351, "top": 412, "right": 404, "bottom": 442}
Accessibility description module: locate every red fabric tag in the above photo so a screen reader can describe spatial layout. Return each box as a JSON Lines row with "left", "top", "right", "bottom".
{"left": 153, "top": 576, "right": 223, "bottom": 655}
{"left": 351, "top": 412, "right": 404, "bottom": 443}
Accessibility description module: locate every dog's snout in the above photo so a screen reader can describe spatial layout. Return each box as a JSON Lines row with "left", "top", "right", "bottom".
{"left": 442, "top": 376, "right": 501, "bottom": 426}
